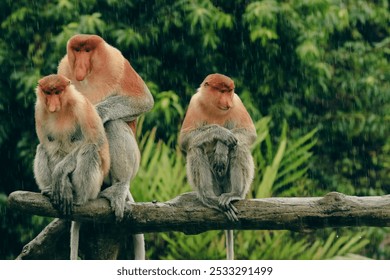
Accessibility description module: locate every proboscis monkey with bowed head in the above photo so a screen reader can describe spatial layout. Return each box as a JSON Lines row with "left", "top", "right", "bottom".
{"left": 58, "top": 34, "right": 154, "bottom": 259}
{"left": 179, "top": 73, "right": 256, "bottom": 260}
{"left": 34, "top": 74, "right": 110, "bottom": 260}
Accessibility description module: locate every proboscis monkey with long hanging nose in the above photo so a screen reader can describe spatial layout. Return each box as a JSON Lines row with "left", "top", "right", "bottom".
{"left": 179, "top": 73, "right": 257, "bottom": 260}
{"left": 34, "top": 74, "right": 110, "bottom": 260}
{"left": 58, "top": 34, "right": 154, "bottom": 260}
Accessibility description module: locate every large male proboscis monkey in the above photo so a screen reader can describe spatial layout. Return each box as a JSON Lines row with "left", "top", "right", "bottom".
{"left": 179, "top": 73, "right": 256, "bottom": 260}
{"left": 34, "top": 74, "right": 110, "bottom": 260}
{"left": 58, "top": 34, "right": 154, "bottom": 259}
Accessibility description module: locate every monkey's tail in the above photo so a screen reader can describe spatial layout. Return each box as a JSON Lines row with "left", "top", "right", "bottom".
{"left": 225, "top": 230, "right": 234, "bottom": 260}
{"left": 70, "top": 221, "right": 81, "bottom": 260}
{"left": 133, "top": 234, "right": 146, "bottom": 260}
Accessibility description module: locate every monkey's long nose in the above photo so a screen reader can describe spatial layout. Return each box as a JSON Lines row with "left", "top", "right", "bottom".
{"left": 47, "top": 96, "right": 61, "bottom": 113}
{"left": 74, "top": 57, "right": 90, "bottom": 81}
{"left": 75, "top": 66, "right": 88, "bottom": 81}
{"left": 219, "top": 97, "right": 233, "bottom": 110}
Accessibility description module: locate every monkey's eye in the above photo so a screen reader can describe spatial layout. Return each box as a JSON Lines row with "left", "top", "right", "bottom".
{"left": 85, "top": 48, "right": 91, "bottom": 53}
{"left": 74, "top": 48, "right": 80, "bottom": 52}
{"left": 220, "top": 90, "right": 226, "bottom": 94}
{"left": 43, "top": 90, "right": 51, "bottom": 95}
{"left": 54, "top": 90, "right": 61, "bottom": 95}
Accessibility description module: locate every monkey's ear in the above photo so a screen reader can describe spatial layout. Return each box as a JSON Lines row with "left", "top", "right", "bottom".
{"left": 204, "top": 82, "right": 209, "bottom": 87}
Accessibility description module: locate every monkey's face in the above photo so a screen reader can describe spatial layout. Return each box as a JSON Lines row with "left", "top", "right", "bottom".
{"left": 37, "top": 75, "right": 70, "bottom": 113}
{"left": 203, "top": 83, "right": 234, "bottom": 112}
{"left": 43, "top": 90, "right": 63, "bottom": 113}
{"left": 68, "top": 35, "right": 103, "bottom": 81}
{"left": 201, "top": 74, "right": 235, "bottom": 112}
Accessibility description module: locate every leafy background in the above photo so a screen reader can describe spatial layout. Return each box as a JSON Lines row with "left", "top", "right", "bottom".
{"left": 0, "top": 0, "right": 389, "bottom": 259}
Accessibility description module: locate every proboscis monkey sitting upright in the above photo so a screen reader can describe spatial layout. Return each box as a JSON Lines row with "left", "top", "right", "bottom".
{"left": 34, "top": 74, "right": 110, "bottom": 260}
{"left": 58, "top": 34, "right": 154, "bottom": 259}
{"left": 179, "top": 73, "right": 257, "bottom": 260}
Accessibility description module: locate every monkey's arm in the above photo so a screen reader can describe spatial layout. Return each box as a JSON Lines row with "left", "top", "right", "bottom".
{"left": 95, "top": 90, "right": 154, "bottom": 124}
{"left": 186, "top": 147, "right": 223, "bottom": 208}
{"left": 231, "top": 127, "right": 257, "bottom": 146}
{"left": 51, "top": 140, "right": 104, "bottom": 216}
{"left": 33, "top": 144, "right": 54, "bottom": 195}
{"left": 180, "top": 125, "right": 237, "bottom": 153}
{"left": 50, "top": 148, "right": 78, "bottom": 216}
{"left": 217, "top": 128, "right": 256, "bottom": 221}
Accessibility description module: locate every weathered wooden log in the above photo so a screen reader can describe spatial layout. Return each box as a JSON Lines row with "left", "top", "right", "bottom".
{"left": 8, "top": 191, "right": 390, "bottom": 234}
{"left": 15, "top": 218, "right": 70, "bottom": 260}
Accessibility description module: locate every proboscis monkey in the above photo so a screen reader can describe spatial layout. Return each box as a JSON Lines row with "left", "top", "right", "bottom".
{"left": 179, "top": 73, "right": 256, "bottom": 260}
{"left": 58, "top": 34, "right": 154, "bottom": 259}
{"left": 34, "top": 74, "right": 110, "bottom": 260}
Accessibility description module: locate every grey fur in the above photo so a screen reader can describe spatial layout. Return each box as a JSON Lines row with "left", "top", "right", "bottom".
{"left": 34, "top": 114, "right": 107, "bottom": 260}
{"left": 99, "top": 120, "right": 139, "bottom": 219}
{"left": 94, "top": 92, "right": 153, "bottom": 260}
{"left": 95, "top": 87, "right": 153, "bottom": 124}
{"left": 180, "top": 124, "right": 255, "bottom": 221}
{"left": 180, "top": 123, "right": 255, "bottom": 260}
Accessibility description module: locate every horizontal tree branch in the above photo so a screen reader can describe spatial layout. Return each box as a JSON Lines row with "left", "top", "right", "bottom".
{"left": 7, "top": 191, "right": 390, "bottom": 234}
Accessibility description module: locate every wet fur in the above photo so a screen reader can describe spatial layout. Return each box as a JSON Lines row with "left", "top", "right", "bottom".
{"left": 180, "top": 74, "right": 256, "bottom": 260}
{"left": 34, "top": 74, "right": 110, "bottom": 260}
{"left": 58, "top": 34, "right": 153, "bottom": 259}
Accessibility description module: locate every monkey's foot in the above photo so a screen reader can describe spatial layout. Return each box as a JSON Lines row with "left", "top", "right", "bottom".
{"left": 218, "top": 194, "right": 241, "bottom": 222}
{"left": 41, "top": 189, "right": 52, "bottom": 198}
{"left": 99, "top": 187, "right": 126, "bottom": 222}
{"left": 51, "top": 181, "right": 73, "bottom": 216}
{"left": 223, "top": 209, "right": 239, "bottom": 222}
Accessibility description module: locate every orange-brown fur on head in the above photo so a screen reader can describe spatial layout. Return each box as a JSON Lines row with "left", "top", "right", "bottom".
{"left": 58, "top": 34, "right": 123, "bottom": 104}
{"left": 58, "top": 34, "right": 149, "bottom": 134}
{"left": 201, "top": 73, "right": 235, "bottom": 111}
{"left": 58, "top": 34, "right": 145, "bottom": 104}
{"left": 37, "top": 74, "right": 71, "bottom": 113}
{"left": 180, "top": 73, "right": 255, "bottom": 133}
{"left": 36, "top": 74, "right": 88, "bottom": 140}
{"left": 67, "top": 35, "right": 104, "bottom": 82}
{"left": 35, "top": 74, "right": 110, "bottom": 176}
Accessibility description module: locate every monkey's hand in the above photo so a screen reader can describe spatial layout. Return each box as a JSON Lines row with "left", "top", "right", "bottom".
{"left": 50, "top": 155, "right": 77, "bottom": 215}
{"left": 52, "top": 177, "right": 74, "bottom": 216}
{"left": 218, "top": 194, "right": 241, "bottom": 222}
{"left": 186, "top": 125, "right": 238, "bottom": 150}
{"left": 212, "top": 153, "right": 229, "bottom": 179}
{"left": 222, "top": 132, "right": 238, "bottom": 149}
{"left": 207, "top": 124, "right": 237, "bottom": 148}
{"left": 99, "top": 187, "right": 129, "bottom": 222}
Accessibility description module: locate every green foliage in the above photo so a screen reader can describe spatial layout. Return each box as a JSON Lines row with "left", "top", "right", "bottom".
{"left": 133, "top": 120, "right": 189, "bottom": 203}
{"left": 1, "top": 0, "right": 389, "bottom": 259}
{"left": 243, "top": 0, "right": 280, "bottom": 45}
{"left": 251, "top": 118, "right": 318, "bottom": 198}
{"left": 235, "top": 230, "right": 369, "bottom": 260}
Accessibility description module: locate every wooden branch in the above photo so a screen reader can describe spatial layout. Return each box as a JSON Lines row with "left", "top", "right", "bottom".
{"left": 8, "top": 191, "right": 390, "bottom": 234}
{"left": 16, "top": 218, "right": 70, "bottom": 260}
